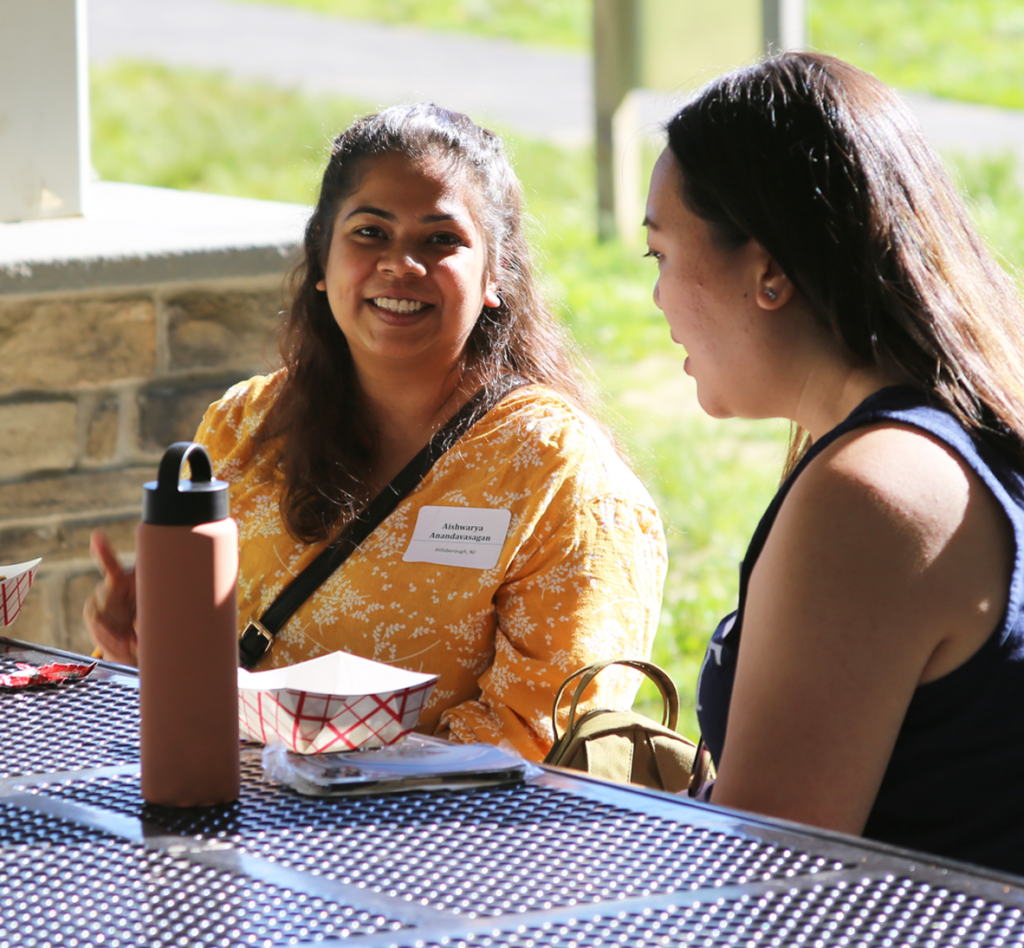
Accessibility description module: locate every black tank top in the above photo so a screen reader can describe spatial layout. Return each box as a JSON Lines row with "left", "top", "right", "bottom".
{"left": 696, "top": 386, "right": 1024, "bottom": 877}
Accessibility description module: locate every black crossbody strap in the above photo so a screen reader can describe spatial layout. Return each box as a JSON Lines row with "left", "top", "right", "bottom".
{"left": 239, "top": 375, "right": 528, "bottom": 668}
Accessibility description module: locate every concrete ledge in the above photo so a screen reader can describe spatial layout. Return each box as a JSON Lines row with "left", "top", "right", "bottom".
{"left": 0, "top": 180, "right": 299, "bottom": 651}
{"left": 0, "top": 181, "right": 309, "bottom": 296}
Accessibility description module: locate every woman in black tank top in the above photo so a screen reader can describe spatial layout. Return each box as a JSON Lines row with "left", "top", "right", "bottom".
{"left": 643, "top": 52, "right": 1024, "bottom": 876}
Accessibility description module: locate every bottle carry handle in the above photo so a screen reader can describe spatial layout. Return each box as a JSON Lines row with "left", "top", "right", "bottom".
{"left": 156, "top": 442, "right": 215, "bottom": 492}
{"left": 143, "top": 442, "right": 229, "bottom": 527}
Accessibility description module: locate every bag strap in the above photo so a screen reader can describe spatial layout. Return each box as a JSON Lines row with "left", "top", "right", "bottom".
{"left": 239, "top": 375, "right": 528, "bottom": 668}
{"left": 550, "top": 659, "right": 680, "bottom": 741}
{"left": 688, "top": 735, "right": 713, "bottom": 799}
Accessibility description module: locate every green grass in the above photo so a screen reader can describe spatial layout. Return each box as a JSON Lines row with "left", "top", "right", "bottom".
{"left": 810, "top": 0, "right": 1024, "bottom": 110}
{"left": 953, "top": 154, "right": 1024, "bottom": 276}
{"left": 221, "top": 0, "right": 587, "bottom": 49}
{"left": 90, "top": 47, "right": 1024, "bottom": 737}
{"left": 600, "top": 361, "right": 787, "bottom": 730}
{"left": 91, "top": 61, "right": 366, "bottom": 202}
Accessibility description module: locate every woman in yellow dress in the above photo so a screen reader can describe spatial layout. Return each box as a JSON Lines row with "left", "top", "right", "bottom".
{"left": 85, "top": 103, "right": 667, "bottom": 760}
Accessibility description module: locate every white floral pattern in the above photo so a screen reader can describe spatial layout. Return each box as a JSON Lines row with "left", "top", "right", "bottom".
{"left": 195, "top": 371, "right": 667, "bottom": 760}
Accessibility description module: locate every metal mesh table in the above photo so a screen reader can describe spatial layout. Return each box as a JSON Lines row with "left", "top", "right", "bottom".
{"left": 3, "top": 637, "right": 1022, "bottom": 947}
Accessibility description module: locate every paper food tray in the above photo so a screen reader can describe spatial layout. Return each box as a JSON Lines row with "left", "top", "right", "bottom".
{"left": 238, "top": 651, "right": 438, "bottom": 754}
{"left": 0, "top": 558, "right": 41, "bottom": 628}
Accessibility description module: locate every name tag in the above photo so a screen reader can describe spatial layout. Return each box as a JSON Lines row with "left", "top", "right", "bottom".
{"left": 402, "top": 505, "right": 512, "bottom": 570}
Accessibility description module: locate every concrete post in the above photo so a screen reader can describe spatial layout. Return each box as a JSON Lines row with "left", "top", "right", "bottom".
{"left": 593, "top": 0, "right": 639, "bottom": 242}
{"left": 763, "top": 0, "right": 807, "bottom": 52}
{"left": 0, "top": 0, "right": 90, "bottom": 223}
{"left": 594, "top": 0, "right": 804, "bottom": 242}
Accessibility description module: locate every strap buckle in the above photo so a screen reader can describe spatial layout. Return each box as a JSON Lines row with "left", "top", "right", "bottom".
{"left": 239, "top": 618, "right": 273, "bottom": 669}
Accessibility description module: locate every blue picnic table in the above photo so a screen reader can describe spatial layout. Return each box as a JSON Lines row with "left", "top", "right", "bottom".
{"left": 2, "top": 635, "right": 1022, "bottom": 947}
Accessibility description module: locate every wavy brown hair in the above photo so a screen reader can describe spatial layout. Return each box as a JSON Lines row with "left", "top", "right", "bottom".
{"left": 261, "top": 104, "right": 589, "bottom": 542}
{"left": 665, "top": 53, "right": 1024, "bottom": 475}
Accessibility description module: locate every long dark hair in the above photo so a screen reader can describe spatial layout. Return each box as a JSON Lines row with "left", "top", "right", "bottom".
{"left": 665, "top": 52, "right": 1024, "bottom": 473}
{"left": 262, "top": 103, "right": 588, "bottom": 542}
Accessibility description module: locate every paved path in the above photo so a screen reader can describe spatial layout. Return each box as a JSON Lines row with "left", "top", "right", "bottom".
{"left": 89, "top": 0, "right": 1024, "bottom": 169}
{"left": 900, "top": 92, "right": 1024, "bottom": 165}
{"left": 88, "top": 0, "right": 592, "bottom": 144}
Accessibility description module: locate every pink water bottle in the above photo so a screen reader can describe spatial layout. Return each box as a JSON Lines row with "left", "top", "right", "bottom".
{"left": 136, "top": 442, "right": 240, "bottom": 806}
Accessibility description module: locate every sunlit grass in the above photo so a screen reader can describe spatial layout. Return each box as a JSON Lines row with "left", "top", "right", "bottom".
{"left": 91, "top": 61, "right": 366, "bottom": 202}
{"left": 810, "top": 0, "right": 1024, "bottom": 109}
{"left": 598, "top": 358, "right": 787, "bottom": 733}
{"left": 954, "top": 153, "right": 1024, "bottom": 277}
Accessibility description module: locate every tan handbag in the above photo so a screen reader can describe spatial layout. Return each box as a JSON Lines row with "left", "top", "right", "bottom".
{"left": 544, "top": 659, "right": 711, "bottom": 795}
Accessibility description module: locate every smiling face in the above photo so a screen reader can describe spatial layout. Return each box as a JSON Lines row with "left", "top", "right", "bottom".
{"left": 316, "top": 151, "right": 500, "bottom": 379}
{"left": 645, "top": 148, "right": 784, "bottom": 420}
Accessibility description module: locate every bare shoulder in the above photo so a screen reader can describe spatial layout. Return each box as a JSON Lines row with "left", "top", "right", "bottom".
{"left": 714, "top": 418, "right": 1014, "bottom": 832}
{"left": 768, "top": 420, "right": 1011, "bottom": 681}
{"left": 794, "top": 422, "right": 976, "bottom": 546}
{"left": 764, "top": 422, "right": 979, "bottom": 617}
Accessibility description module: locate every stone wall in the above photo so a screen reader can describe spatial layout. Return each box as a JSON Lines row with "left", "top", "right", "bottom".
{"left": 0, "top": 277, "right": 286, "bottom": 655}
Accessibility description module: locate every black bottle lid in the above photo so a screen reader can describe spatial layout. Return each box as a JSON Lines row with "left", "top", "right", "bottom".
{"left": 142, "top": 442, "right": 230, "bottom": 526}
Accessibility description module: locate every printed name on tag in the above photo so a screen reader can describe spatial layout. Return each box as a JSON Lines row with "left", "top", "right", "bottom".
{"left": 402, "top": 505, "right": 512, "bottom": 570}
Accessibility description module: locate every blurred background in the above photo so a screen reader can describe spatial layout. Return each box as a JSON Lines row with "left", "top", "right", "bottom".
{"left": 6, "top": 0, "right": 1024, "bottom": 735}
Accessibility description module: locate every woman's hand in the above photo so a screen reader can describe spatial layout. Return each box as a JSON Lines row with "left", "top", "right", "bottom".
{"left": 83, "top": 529, "right": 138, "bottom": 666}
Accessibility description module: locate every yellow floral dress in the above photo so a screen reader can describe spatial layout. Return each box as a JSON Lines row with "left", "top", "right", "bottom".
{"left": 196, "top": 370, "right": 667, "bottom": 760}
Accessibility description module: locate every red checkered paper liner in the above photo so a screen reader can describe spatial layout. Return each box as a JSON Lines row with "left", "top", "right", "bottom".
{"left": 237, "top": 651, "right": 439, "bottom": 755}
{"left": 238, "top": 680, "right": 435, "bottom": 754}
{"left": 0, "top": 558, "right": 41, "bottom": 628}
